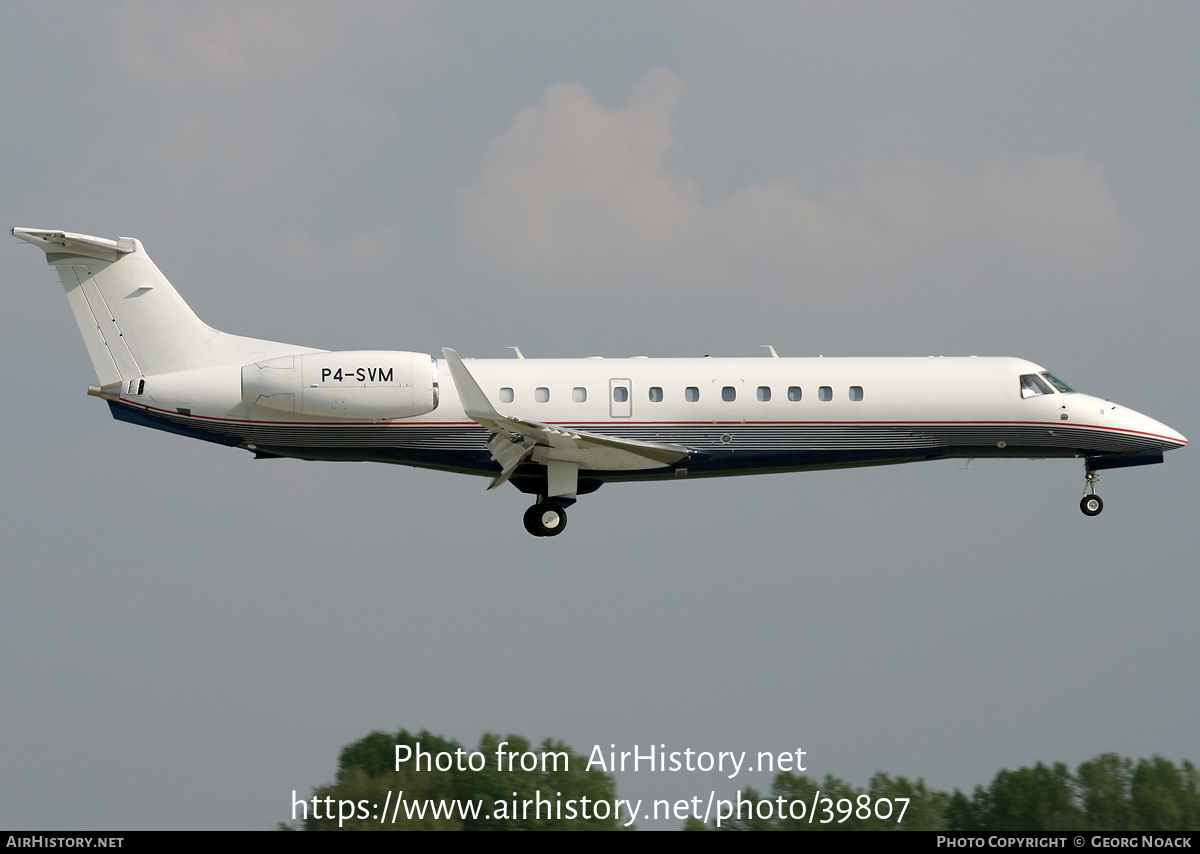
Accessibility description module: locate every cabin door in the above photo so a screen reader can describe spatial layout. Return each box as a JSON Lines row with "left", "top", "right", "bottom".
{"left": 609, "top": 378, "right": 632, "bottom": 418}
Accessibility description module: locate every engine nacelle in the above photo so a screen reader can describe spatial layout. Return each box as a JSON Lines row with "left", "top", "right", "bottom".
{"left": 241, "top": 350, "right": 439, "bottom": 419}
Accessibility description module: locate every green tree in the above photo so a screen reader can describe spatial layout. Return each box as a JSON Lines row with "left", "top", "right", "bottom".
{"left": 865, "top": 772, "right": 947, "bottom": 830}
{"left": 707, "top": 771, "right": 944, "bottom": 831}
{"left": 774, "top": 773, "right": 861, "bottom": 831}
{"left": 304, "top": 728, "right": 621, "bottom": 830}
{"left": 1129, "top": 755, "right": 1200, "bottom": 830}
{"left": 1077, "top": 753, "right": 1132, "bottom": 830}
{"left": 946, "top": 786, "right": 988, "bottom": 831}
{"left": 771, "top": 772, "right": 944, "bottom": 831}
{"left": 982, "top": 762, "right": 1085, "bottom": 831}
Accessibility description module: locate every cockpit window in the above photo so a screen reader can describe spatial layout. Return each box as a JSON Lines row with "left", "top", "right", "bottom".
{"left": 1020, "top": 374, "right": 1054, "bottom": 398}
{"left": 1040, "top": 372, "right": 1075, "bottom": 394}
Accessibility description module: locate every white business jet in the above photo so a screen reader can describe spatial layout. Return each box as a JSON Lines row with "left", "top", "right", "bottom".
{"left": 14, "top": 227, "right": 1186, "bottom": 537}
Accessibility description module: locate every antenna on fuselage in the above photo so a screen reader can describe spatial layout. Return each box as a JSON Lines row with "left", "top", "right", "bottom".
{"left": 761, "top": 345, "right": 779, "bottom": 358}
{"left": 507, "top": 347, "right": 525, "bottom": 359}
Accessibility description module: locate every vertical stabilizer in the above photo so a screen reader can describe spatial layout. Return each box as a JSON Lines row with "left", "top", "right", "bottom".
{"left": 13, "top": 228, "right": 316, "bottom": 384}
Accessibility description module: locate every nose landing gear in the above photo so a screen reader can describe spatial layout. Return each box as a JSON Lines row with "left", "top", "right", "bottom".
{"left": 1080, "top": 468, "right": 1103, "bottom": 516}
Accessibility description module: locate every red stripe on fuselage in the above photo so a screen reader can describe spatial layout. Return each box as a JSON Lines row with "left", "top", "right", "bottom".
{"left": 115, "top": 400, "right": 1185, "bottom": 445}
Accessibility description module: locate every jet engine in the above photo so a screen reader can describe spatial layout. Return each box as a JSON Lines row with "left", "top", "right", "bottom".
{"left": 241, "top": 350, "right": 438, "bottom": 419}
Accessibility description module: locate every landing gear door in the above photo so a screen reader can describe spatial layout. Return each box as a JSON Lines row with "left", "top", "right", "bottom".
{"left": 609, "top": 378, "right": 632, "bottom": 418}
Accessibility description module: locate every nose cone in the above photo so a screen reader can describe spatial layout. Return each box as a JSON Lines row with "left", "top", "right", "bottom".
{"left": 1072, "top": 393, "right": 1185, "bottom": 454}
{"left": 1156, "top": 420, "right": 1188, "bottom": 448}
{"left": 1112, "top": 402, "right": 1187, "bottom": 450}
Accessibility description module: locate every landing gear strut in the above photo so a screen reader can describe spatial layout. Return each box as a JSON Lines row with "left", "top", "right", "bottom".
{"left": 523, "top": 500, "right": 569, "bottom": 537}
{"left": 1080, "top": 468, "right": 1103, "bottom": 517}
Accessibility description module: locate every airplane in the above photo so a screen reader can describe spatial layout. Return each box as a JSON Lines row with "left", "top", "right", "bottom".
{"left": 14, "top": 226, "right": 1187, "bottom": 537}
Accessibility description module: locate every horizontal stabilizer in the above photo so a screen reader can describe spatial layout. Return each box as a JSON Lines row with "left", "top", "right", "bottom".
{"left": 12, "top": 228, "right": 135, "bottom": 264}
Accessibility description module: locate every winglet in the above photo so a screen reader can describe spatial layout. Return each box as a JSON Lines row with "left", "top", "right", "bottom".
{"left": 441, "top": 348, "right": 502, "bottom": 421}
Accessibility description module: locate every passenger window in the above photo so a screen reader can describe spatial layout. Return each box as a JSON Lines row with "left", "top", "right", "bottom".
{"left": 849, "top": 386, "right": 863, "bottom": 401}
{"left": 500, "top": 387, "right": 514, "bottom": 403}
{"left": 757, "top": 386, "right": 771, "bottom": 402}
{"left": 722, "top": 386, "right": 736, "bottom": 402}
{"left": 788, "top": 386, "right": 802, "bottom": 402}
{"left": 613, "top": 387, "right": 628, "bottom": 403}
{"left": 535, "top": 387, "right": 549, "bottom": 402}
{"left": 685, "top": 387, "right": 699, "bottom": 402}
{"left": 649, "top": 387, "right": 663, "bottom": 402}
{"left": 572, "top": 387, "right": 587, "bottom": 403}
{"left": 819, "top": 386, "right": 833, "bottom": 401}
{"left": 1020, "top": 374, "right": 1053, "bottom": 398}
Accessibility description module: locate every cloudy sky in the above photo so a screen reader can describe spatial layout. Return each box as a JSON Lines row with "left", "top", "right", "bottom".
{"left": 2, "top": 1, "right": 1197, "bottom": 830}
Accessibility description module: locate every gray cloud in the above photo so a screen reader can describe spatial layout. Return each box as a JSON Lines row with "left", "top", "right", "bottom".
{"left": 460, "top": 70, "right": 1141, "bottom": 309}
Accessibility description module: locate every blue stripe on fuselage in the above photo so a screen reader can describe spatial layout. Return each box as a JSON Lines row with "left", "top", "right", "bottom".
{"left": 108, "top": 400, "right": 243, "bottom": 447}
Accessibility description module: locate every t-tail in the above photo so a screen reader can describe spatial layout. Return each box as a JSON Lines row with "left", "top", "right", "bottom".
{"left": 13, "top": 227, "right": 314, "bottom": 395}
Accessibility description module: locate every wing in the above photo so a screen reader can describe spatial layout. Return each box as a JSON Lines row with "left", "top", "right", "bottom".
{"left": 442, "top": 348, "right": 691, "bottom": 491}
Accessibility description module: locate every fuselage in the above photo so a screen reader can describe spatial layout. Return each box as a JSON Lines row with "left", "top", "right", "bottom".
{"left": 108, "top": 353, "right": 1186, "bottom": 483}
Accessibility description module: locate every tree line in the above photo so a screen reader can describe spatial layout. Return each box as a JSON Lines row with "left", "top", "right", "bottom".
{"left": 299, "top": 729, "right": 621, "bottom": 830}
{"left": 691, "top": 754, "right": 1199, "bottom": 831}
{"left": 297, "top": 728, "right": 1197, "bottom": 831}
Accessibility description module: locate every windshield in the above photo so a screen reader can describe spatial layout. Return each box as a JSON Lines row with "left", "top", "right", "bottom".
{"left": 1040, "top": 372, "right": 1075, "bottom": 393}
{"left": 1020, "top": 374, "right": 1053, "bottom": 398}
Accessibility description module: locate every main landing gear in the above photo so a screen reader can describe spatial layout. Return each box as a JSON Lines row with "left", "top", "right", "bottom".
{"left": 1080, "top": 467, "right": 1103, "bottom": 517}
{"left": 523, "top": 500, "right": 569, "bottom": 537}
